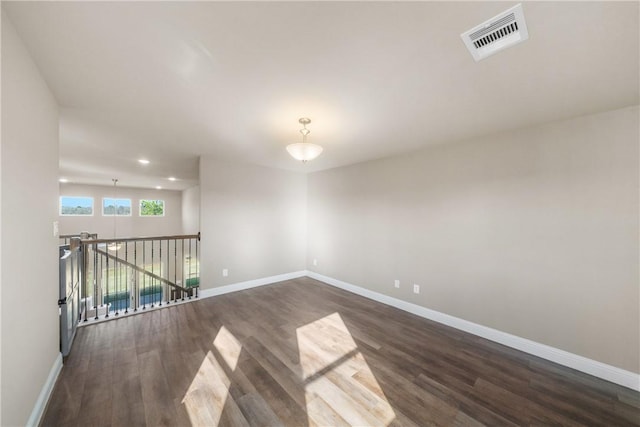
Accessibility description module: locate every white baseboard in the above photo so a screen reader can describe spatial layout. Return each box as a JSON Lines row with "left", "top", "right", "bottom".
{"left": 305, "top": 271, "right": 640, "bottom": 391}
{"left": 79, "top": 271, "right": 308, "bottom": 327}
{"left": 199, "top": 270, "right": 308, "bottom": 299}
{"left": 27, "top": 352, "right": 62, "bottom": 427}
{"left": 61, "top": 269, "right": 640, "bottom": 391}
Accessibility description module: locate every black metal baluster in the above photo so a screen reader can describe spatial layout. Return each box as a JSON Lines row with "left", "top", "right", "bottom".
{"left": 181, "top": 239, "right": 185, "bottom": 301}
{"left": 93, "top": 245, "right": 98, "bottom": 320}
{"left": 195, "top": 234, "right": 199, "bottom": 298}
{"left": 153, "top": 240, "right": 157, "bottom": 308}
{"left": 188, "top": 238, "right": 192, "bottom": 299}
{"left": 166, "top": 239, "right": 171, "bottom": 304}
{"left": 125, "top": 242, "right": 129, "bottom": 314}
{"left": 74, "top": 242, "right": 79, "bottom": 323}
{"left": 69, "top": 243, "right": 75, "bottom": 323}
{"left": 134, "top": 242, "right": 138, "bottom": 312}
{"left": 142, "top": 240, "right": 146, "bottom": 310}
{"left": 159, "top": 239, "right": 163, "bottom": 306}
{"left": 105, "top": 250, "right": 110, "bottom": 319}
{"left": 174, "top": 239, "right": 178, "bottom": 302}
{"left": 115, "top": 243, "right": 119, "bottom": 316}
{"left": 83, "top": 243, "right": 89, "bottom": 322}
{"left": 96, "top": 249, "right": 102, "bottom": 320}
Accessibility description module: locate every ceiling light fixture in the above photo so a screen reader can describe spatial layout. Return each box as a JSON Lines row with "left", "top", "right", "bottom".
{"left": 286, "top": 118, "right": 323, "bottom": 163}
{"left": 168, "top": 177, "right": 177, "bottom": 181}
{"left": 155, "top": 186, "right": 162, "bottom": 190}
{"left": 59, "top": 178, "right": 69, "bottom": 183}
{"left": 138, "top": 159, "right": 150, "bottom": 165}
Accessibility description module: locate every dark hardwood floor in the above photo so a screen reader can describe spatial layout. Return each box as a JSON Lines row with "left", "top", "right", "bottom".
{"left": 41, "top": 277, "right": 640, "bottom": 426}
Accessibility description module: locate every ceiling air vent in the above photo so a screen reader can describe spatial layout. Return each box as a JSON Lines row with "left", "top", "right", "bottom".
{"left": 461, "top": 3, "right": 529, "bottom": 62}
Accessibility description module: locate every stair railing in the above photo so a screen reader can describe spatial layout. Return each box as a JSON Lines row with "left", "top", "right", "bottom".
{"left": 77, "top": 233, "right": 200, "bottom": 322}
{"left": 60, "top": 232, "right": 97, "bottom": 246}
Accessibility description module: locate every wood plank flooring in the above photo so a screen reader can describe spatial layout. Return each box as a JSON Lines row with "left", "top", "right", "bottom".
{"left": 41, "top": 277, "right": 640, "bottom": 426}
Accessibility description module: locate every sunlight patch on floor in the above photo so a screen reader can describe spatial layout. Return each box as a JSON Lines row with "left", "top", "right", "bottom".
{"left": 214, "top": 325, "right": 243, "bottom": 370}
{"left": 182, "top": 327, "right": 243, "bottom": 426}
{"left": 297, "top": 312, "right": 396, "bottom": 426}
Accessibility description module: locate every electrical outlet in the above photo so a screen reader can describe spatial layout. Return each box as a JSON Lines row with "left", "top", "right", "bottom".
{"left": 222, "top": 269, "right": 228, "bottom": 277}
{"left": 313, "top": 259, "right": 318, "bottom": 266}
{"left": 394, "top": 280, "right": 400, "bottom": 288}
{"left": 413, "top": 284, "right": 420, "bottom": 294}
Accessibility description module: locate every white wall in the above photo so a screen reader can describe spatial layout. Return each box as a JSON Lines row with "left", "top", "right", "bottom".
{"left": 182, "top": 185, "right": 200, "bottom": 235}
{"left": 1, "top": 12, "right": 60, "bottom": 425}
{"left": 307, "top": 106, "right": 639, "bottom": 373}
{"left": 58, "top": 183, "right": 183, "bottom": 238}
{"left": 200, "top": 156, "right": 306, "bottom": 288}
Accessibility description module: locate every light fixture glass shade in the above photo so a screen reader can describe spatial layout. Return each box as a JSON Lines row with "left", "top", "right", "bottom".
{"left": 286, "top": 142, "right": 323, "bottom": 162}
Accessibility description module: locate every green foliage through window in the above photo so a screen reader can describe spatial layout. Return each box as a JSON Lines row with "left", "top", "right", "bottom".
{"left": 140, "top": 199, "right": 165, "bottom": 216}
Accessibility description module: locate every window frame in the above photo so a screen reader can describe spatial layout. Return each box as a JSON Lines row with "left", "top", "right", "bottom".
{"left": 59, "top": 196, "right": 94, "bottom": 216}
{"left": 102, "top": 197, "right": 133, "bottom": 217}
{"left": 139, "top": 199, "right": 165, "bottom": 217}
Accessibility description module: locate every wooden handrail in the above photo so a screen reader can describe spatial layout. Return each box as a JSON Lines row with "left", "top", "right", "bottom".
{"left": 92, "top": 246, "right": 189, "bottom": 293}
{"left": 81, "top": 232, "right": 199, "bottom": 245}
{"left": 61, "top": 233, "right": 98, "bottom": 239}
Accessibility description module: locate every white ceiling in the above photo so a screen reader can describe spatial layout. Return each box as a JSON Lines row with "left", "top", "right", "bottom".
{"left": 4, "top": 1, "right": 639, "bottom": 190}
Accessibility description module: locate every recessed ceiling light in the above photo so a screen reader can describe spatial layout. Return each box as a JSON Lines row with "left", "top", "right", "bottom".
{"left": 59, "top": 178, "right": 69, "bottom": 183}
{"left": 155, "top": 186, "right": 162, "bottom": 190}
{"left": 138, "top": 159, "right": 150, "bottom": 165}
{"left": 168, "top": 177, "right": 177, "bottom": 181}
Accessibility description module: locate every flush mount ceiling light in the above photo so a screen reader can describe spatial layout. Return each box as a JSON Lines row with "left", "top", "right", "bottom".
{"left": 138, "top": 159, "right": 150, "bottom": 165}
{"left": 286, "top": 118, "right": 323, "bottom": 163}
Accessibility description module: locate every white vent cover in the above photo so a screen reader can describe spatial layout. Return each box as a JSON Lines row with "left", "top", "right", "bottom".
{"left": 461, "top": 4, "right": 529, "bottom": 62}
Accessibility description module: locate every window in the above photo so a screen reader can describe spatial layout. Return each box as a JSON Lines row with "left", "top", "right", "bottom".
{"left": 60, "top": 196, "right": 94, "bottom": 216}
{"left": 102, "top": 198, "right": 132, "bottom": 216}
{"left": 140, "top": 199, "right": 165, "bottom": 217}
